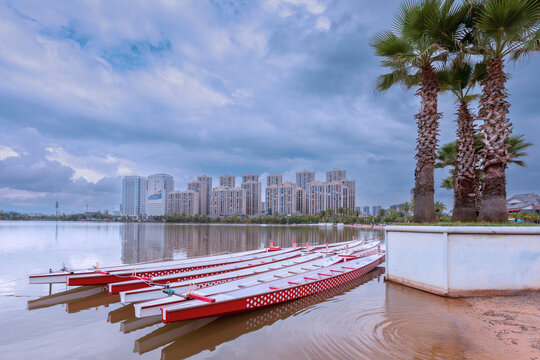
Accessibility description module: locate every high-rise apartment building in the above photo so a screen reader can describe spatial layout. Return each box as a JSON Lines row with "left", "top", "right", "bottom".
{"left": 266, "top": 182, "right": 304, "bottom": 215}
{"left": 306, "top": 180, "right": 354, "bottom": 215}
{"left": 296, "top": 170, "right": 315, "bottom": 191}
{"left": 188, "top": 180, "right": 208, "bottom": 216}
{"left": 326, "top": 168, "right": 347, "bottom": 182}
{"left": 146, "top": 174, "right": 174, "bottom": 216}
{"left": 210, "top": 186, "right": 246, "bottom": 216}
{"left": 242, "top": 174, "right": 259, "bottom": 183}
{"left": 267, "top": 174, "right": 283, "bottom": 187}
{"left": 343, "top": 179, "right": 356, "bottom": 210}
{"left": 363, "top": 206, "right": 371, "bottom": 216}
{"left": 372, "top": 205, "right": 382, "bottom": 216}
{"left": 241, "top": 174, "right": 262, "bottom": 216}
{"left": 167, "top": 190, "right": 200, "bottom": 215}
{"left": 219, "top": 174, "right": 235, "bottom": 188}
{"left": 196, "top": 175, "right": 212, "bottom": 215}
{"left": 122, "top": 176, "right": 146, "bottom": 217}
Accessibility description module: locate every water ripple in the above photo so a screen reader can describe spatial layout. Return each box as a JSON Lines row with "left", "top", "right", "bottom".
{"left": 284, "top": 281, "right": 498, "bottom": 360}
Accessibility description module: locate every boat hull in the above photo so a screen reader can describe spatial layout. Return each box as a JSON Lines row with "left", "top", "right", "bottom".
{"left": 162, "top": 254, "right": 385, "bottom": 323}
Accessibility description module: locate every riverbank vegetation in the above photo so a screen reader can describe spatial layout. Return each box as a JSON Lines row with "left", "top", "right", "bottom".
{"left": 0, "top": 211, "right": 114, "bottom": 221}
{"left": 1, "top": 207, "right": 537, "bottom": 225}
{"left": 161, "top": 209, "right": 412, "bottom": 225}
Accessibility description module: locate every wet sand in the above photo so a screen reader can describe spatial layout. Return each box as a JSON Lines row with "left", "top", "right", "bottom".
{"left": 465, "top": 292, "right": 540, "bottom": 360}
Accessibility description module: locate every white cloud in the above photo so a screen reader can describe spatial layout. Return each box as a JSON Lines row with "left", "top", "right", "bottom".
{"left": 0, "top": 146, "right": 19, "bottom": 160}
{"left": 315, "top": 16, "right": 331, "bottom": 31}
{"left": 0, "top": 187, "right": 47, "bottom": 201}
{"left": 264, "top": 0, "right": 326, "bottom": 17}
{"left": 45, "top": 146, "right": 135, "bottom": 183}
{"left": 153, "top": 66, "right": 232, "bottom": 108}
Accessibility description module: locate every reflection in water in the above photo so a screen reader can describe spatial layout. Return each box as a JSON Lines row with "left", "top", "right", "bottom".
{"left": 120, "top": 315, "right": 162, "bottom": 334}
{"left": 27, "top": 285, "right": 105, "bottom": 311}
{"left": 378, "top": 283, "right": 478, "bottom": 360}
{"left": 28, "top": 285, "right": 119, "bottom": 313}
{"left": 121, "top": 223, "right": 383, "bottom": 264}
{"left": 107, "top": 303, "right": 135, "bottom": 323}
{"left": 65, "top": 291, "right": 119, "bottom": 313}
{"left": 134, "top": 318, "right": 218, "bottom": 355}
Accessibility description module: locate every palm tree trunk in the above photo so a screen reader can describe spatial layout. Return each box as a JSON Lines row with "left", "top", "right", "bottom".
{"left": 478, "top": 58, "right": 511, "bottom": 223}
{"left": 413, "top": 64, "right": 440, "bottom": 223}
{"left": 452, "top": 101, "right": 477, "bottom": 222}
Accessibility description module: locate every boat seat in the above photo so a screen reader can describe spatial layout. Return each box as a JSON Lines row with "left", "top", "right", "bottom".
{"left": 238, "top": 280, "right": 259, "bottom": 288}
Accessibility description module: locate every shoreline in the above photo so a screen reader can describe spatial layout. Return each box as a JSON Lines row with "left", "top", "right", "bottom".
{"left": 0, "top": 219, "right": 386, "bottom": 229}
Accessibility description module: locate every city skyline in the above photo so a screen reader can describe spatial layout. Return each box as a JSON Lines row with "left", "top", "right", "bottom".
{"left": 0, "top": 0, "right": 538, "bottom": 214}
{"left": 126, "top": 168, "right": 360, "bottom": 217}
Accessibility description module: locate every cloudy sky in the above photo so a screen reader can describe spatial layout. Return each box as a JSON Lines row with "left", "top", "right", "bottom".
{"left": 0, "top": 0, "right": 538, "bottom": 214}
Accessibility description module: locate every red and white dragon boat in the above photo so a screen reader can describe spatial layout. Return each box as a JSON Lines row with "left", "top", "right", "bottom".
{"left": 133, "top": 241, "right": 381, "bottom": 318}
{"left": 159, "top": 251, "right": 385, "bottom": 323}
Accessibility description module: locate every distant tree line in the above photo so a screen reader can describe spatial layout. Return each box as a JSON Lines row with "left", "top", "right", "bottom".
{"left": 0, "top": 211, "right": 115, "bottom": 221}
{"left": 161, "top": 207, "right": 414, "bottom": 225}
{"left": 3, "top": 206, "right": 536, "bottom": 224}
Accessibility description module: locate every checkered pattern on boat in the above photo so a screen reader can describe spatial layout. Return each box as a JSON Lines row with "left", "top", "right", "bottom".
{"left": 245, "top": 256, "right": 384, "bottom": 309}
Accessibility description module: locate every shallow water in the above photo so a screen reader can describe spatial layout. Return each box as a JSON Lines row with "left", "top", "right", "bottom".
{"left": 0, "top": 221, "right": 517, "bottom": 359}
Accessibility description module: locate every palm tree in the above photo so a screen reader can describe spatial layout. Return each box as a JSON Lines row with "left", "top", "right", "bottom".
{"left": 400, "top": 202, "right": 411, "bottom": 221}
{"left": 371, "top": 0, "right": 465, "bottom": 223}
{"left": 434, "top": 201, "right": 447, "bottom": 212}
{"left": 438, "top": 60, "right": 484, "bottom": 221}
{"left": 473, "top": 0, "right": 540, "bottom": 222}
{"left": 434, "top": 201, "right": 447, "bottom": 221}
{"left": 436, "top": 131, "right": 532, "bottom": 211}
{"left": 337, "top": 207, "right": 345, "bottom": 221}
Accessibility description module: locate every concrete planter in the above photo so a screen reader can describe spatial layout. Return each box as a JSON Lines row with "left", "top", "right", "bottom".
{"left": 385, "top": 225, "right": 540, "bottom": 297}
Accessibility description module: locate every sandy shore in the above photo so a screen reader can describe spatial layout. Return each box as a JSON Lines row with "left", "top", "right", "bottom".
{"left": 465, "top": 292, "right": 540, "bottom": 359}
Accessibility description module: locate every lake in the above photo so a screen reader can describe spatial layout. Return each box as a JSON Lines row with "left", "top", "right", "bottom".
{"left": 0, "top": 221, "right": 523, "bottom": 359}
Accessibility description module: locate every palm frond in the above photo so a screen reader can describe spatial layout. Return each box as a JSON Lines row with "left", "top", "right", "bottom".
{"left": 463, "top": 93, "right": 480, "bottom": 103}
{"left": 441, "top": 175, "right": 455, "bottom": 190}
{"left": 370, "top": 30, "right": 415, "bottom": 58}
{"left": 511, "top": 28, "right": 540, "bottom": 60}
{"left": 471, "top": 60, "right": 487, "bottom": 82}
{"left": 475, "top": 0, "right": 540, "bottom": 58}
{"left": 435, "top": 141, "right": 458, "bottom": 168}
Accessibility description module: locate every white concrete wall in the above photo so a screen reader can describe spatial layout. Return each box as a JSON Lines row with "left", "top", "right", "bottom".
{"left": 385, "top": 226, "right": 540, "bottom": 296}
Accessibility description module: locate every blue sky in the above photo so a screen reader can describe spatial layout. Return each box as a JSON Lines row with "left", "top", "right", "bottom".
{"left": 0, "top": 0, "right": 538, "bottom": 214}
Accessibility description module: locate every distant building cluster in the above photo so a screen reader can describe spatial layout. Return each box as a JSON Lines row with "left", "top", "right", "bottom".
{"left": 121, "top": 169, "right": 357, "bottom": 218}
{"left": 506, "top": 193, "right": 540, "bottom": 215}
{"left": 359, "top": 205, "right": 382, "bottom": 217}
